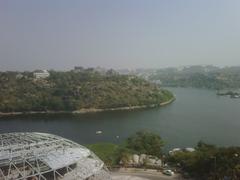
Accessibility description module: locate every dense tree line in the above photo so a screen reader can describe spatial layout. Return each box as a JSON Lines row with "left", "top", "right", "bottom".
{"left": 88, "top": 130, "right": 240, "bottom": 179}
{"left": 125, "top": 130, "right": 164, "bottom": 157}
{"left": 0, "top": 69, "right": 173, "bottom": 113}
{"left": 168, "top": 141, "right": 240, "bottom": 179}
{"left": 150, "top": 66, "right": 240, "bottom": 90}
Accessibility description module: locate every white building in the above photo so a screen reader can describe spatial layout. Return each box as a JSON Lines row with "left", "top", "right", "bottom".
{"left": 33, "top": 70, "right": 50, "bottom": 79}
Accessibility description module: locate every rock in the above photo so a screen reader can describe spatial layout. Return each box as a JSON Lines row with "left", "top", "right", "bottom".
{"left": 132, "top": 154, "right": 139, "bottom": 164}
{"left": 120, "top": 153, "right": 162, "bottom": 167}
{"left": 155, "top": 159, "right": 162, "bottom": 166}
{"left": 139, "top": 154, "right": 147, "bottom": 164}
{"left": 120, "top": 154, "right": 134, "bottom": 165}
{"left": 147, "top": 157, "right": 156, "bottom": 165}
{"left": 128, "top": 159, "right": 133, "bottom": 165}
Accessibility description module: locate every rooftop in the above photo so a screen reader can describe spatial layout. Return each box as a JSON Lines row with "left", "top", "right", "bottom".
{"left": 0, "top": 132, "right": 110, "bottom": 180}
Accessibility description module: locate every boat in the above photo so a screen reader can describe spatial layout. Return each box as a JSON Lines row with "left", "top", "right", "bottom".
{"left": 96, "top": 131, "right": 102, "bottom": 134}
{"left": 231, "top": 94, "right": 240, "bottom": 98}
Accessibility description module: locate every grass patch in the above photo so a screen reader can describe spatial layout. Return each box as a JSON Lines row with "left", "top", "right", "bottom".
{"left": 87, "top": 143, "right": 120, "bottom": 166}
{"left": 86, "top": 131, "right": 165, "bottom": 167}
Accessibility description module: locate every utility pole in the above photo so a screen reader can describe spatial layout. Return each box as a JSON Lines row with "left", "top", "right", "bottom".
{"left": 211, "top": 156, "right": 217, "bottom": 180}
{"left": 214, "top": 156, "right": 217, "bottom": 180}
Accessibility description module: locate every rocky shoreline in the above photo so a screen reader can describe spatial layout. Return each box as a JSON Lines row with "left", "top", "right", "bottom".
{"left": 0, "top": 97, "right": 175, "bottom": 117}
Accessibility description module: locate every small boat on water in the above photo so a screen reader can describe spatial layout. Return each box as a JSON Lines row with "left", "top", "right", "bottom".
{"left": 96, "top": 131, "right": 102, "bottom": 134}
{"left": 231, "top": 94, "right": 240, "bottom": 98}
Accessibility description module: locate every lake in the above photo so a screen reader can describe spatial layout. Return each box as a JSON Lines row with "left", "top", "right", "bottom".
{"left": 1, "top": 87, "right": 240, "bottom": 150}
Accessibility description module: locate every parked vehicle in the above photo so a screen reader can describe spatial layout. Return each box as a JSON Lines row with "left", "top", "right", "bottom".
{"left": 163, "top": 169, "right": 174, "bottom": 176}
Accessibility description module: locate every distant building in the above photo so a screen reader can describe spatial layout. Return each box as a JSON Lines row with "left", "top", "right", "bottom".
{"left": 74, "top": 66, "right": 85, "bottom": 72}
{"left": 16, "top": 73, "right": 24, "bottom": 79}
{"left": 151, "top": 79, "right": 162, "bottom": 85}
{"left": 169, "top": 148, "right": 182, "bottom": 156}
{"left": 94, "top": 66, "right": 107, "bottom": 75}
{"left": 33, "top": 70, "right": 50, "bottom": 79}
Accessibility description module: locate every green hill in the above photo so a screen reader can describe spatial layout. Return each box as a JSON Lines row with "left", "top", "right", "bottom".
{"left": 149, "top": 66, "right": 240, "bottom": 90}
{"left": 0, "top": 69, "right": 174, "bottom": 114}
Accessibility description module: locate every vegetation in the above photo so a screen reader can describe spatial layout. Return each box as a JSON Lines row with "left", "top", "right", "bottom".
{"left": 88, "top": 132, "right": 240, "bottom": 179}
{"left": 0, "top": 69, "right": 173, "bottom": 113}
{"left": 86, "top": 143, "right": 120, "bottom": 166}
{"left": 149, "top": 65, "right": 240, "bottom": 90}
{"left": 126, "top": 130, "right": 164, "bottom": 157}
{"left": 87, "top": 130, "right": 165, "bottom": 166}
{"left": 168, "top": 141, "right": 240, "bottom": 179}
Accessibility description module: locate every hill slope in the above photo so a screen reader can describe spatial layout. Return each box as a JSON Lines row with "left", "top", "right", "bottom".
{"left": 149, "top": 66, "right": 240, "bottom": 90}
{"left": 0, "top": 69, "right": 174, "bottom": 113}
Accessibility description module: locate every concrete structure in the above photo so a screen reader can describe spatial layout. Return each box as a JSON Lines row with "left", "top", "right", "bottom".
{"left": 0, "top": 132, "right": 111, "bottom": 180}
{"left": 33, "top": 70, "right": 50, "bottom": 79}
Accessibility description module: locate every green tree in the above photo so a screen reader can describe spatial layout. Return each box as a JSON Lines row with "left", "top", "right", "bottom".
{"left": 126, "top": 130, "right": 164, "bottom": 157}
{"left": 168, "top": 142, "right": 240, "bottom": 180}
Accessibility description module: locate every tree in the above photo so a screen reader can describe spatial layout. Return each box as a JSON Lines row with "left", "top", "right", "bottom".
{"left": 0, "top": 70, "right": 173, "bottom": 113}
{"left": 168, "top": 142, "right": 240, "bottom": 180}
{"left": 126, "top": 130, "right": 164, "bottom": 157}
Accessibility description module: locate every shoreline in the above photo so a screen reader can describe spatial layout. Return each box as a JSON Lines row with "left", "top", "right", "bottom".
{"left": 0, "top": 97, "right": 175, "bottom": 117}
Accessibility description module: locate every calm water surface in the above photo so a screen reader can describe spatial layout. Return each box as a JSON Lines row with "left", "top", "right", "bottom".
{"left": 1, "top": 87, "right": 240, "bottom": 150}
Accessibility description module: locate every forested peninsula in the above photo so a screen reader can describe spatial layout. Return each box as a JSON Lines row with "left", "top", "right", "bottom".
{"left": 0, "top": 68, "right": 174, "bottom": 115}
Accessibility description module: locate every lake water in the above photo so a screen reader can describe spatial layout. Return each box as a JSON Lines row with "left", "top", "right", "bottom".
{"left": 1, "top": 87, "right": 240, "bottom": 150}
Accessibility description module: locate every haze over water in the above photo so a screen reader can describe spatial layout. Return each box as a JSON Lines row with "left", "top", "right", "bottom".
{"left": 1, "top": 87, "right": 240, "bottom": 150}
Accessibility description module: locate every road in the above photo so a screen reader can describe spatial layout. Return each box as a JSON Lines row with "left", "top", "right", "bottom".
{"left": 111, "top": 168, "right": 183, "bottom": 180}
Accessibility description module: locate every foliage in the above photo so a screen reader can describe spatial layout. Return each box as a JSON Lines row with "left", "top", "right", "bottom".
{"left": 86, "top": 143, "right": 136, "bottom": 167}
{"left": 168, "top": 141, "right": 240, "bottom": 179}
{"left": 0, "top": 69, "right": 173, "bottom": 113}
{"left": 126, "top": 130, "right": 164, "bottom": 157}
{"left": 87, "top": 131, "right": 165, "bottom": 166}
{"left": 149, "top": 66, "right": 240, "bottom": 90}
{"left": 86, "top": 143, "right": 120, "bottom": 166}
{"left": 87, "top": 133, "right": 240, "bottom": 179}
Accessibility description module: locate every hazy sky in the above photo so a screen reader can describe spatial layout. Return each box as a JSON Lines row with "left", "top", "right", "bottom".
{"left": 1, "top": 0, "right": 240, "bottom": 71}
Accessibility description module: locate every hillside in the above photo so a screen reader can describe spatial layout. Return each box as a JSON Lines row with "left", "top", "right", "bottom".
{"left": 148, "top": 66, "right": 240, "bottom": 90}
{"left": 0, "top": 69, "right": 174, "bottom": 114}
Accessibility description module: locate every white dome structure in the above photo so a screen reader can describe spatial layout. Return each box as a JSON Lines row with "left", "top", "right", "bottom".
{"left": 0, "top": 132, "right": 111, "bottom": 180}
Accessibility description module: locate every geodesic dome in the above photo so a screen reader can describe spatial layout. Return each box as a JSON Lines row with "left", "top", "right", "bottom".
{"left": 0, "top": 132, "right": 111, "bottom": 180}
